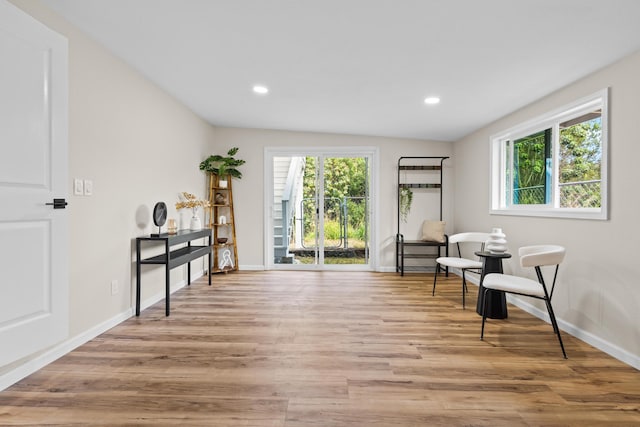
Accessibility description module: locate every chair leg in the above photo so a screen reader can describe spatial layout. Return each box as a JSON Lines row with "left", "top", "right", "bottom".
{"left": 545, "top": 299, "right": 567, "bottom": 359}
{"left": 432, "top": 263, "right": 439, "bottom": 296}
{"left": 461, "top": 271, "right": 466, "bottom": 309}
{"left": 480, "top": 288, "right": 489, "bottom": 340}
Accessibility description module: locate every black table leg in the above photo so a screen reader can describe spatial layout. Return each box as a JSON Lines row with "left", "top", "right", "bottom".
{"left": 136, "top": 239, "right": 141, "bottom": 316}
{"left": 165, "top": 240, "right": 170, "bottom": 317}
{"left": 476, "top": 256, "right": 508, "bottom": 319}
{"left": 208, "top": 234, "right": 212, "bottom": 286}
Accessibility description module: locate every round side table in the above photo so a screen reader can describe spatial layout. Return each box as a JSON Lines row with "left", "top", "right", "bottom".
{"left": 474, "top": 251, "right": 512, "bottom": 319}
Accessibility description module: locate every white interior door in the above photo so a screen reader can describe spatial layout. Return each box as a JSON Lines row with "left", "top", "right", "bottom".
{"left": 0, "top": 0, "right": 69, "bottom": 366}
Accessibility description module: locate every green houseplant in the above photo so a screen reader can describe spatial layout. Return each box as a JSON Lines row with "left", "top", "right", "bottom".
{"left": 199, "top": 147, "right": 246, "bottom": 179}
{"left": 399, "top": 186, "right": 413, "bottom": 222}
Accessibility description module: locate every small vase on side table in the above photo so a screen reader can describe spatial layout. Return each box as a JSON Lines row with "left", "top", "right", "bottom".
{"left": 486, "top": 227, "right": 507, "bottom": 254}
{"left": 190, "top": 211, "right": 202, "bottom": 230}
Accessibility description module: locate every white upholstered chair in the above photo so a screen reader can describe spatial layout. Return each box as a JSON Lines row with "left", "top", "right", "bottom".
{"left": 432, "top": 232, "right": 489, "bottom": 308}
{"left": 480, "top": 245, "right": 567, "bottom": 358}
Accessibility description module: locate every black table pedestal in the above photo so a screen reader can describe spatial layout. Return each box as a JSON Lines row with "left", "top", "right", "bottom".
{"left": 475, "top": 251, "right": 511, "bottom": 319}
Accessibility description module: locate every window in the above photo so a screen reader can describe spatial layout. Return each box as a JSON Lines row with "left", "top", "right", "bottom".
{"left": 491, "top": 89, "right": 608, "bottom": 220}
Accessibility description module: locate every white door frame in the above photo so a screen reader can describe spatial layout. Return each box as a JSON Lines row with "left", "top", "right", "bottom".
{"left": 264, "top": 146, "right": 379, "bottom": 271}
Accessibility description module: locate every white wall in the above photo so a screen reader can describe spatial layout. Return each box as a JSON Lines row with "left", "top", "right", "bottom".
{"left": 3, "top": 0, "right": 216, "bottom": 377}
{"left": 453, "top": 50, "right": 640, "bottom": 367}
{"left": 213, "top": 127, "right": 453, "bottom": 270}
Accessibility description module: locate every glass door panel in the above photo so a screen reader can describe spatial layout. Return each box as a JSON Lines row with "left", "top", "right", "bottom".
{"left": 272, "top": 155, "right": 317, "bottom": 265}
{"left": 323, "top": 157, "right": 370, "bottom": 266}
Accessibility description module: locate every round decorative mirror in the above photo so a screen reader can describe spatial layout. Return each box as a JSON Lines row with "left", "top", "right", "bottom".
{"left": 153, "top": 202, "right": 167, "bottom": 227}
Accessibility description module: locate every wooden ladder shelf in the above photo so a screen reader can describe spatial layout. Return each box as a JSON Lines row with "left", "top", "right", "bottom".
{"left": 208, "top": 174, "right": 238, "bottom": 273}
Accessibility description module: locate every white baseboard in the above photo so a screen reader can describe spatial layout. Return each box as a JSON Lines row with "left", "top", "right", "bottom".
{"left": 0, "top": 270, "right": 204, "bottom": 392}
{"left": 0, "top": 308, "right": 131, "bottom": 391}
{"left": 137, "top": 276, "right": 188, "bottom": 312}
{"left": 509, "top": 297, "right": 640, "bottom": 370}
{"left": 238, "top": 264, "right": 266, "bottom": 271}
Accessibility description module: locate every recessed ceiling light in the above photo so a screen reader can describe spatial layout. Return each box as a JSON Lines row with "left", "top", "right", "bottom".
{"left": 253, "top": 85, "right": 269, "bottom": 95}
{"left": 424, "top": 96, "right": 440, "bottom": 105}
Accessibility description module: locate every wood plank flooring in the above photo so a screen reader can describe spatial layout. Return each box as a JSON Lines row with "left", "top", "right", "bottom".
{"left": 1, "top": 271, "right": 639, "bottom": 426}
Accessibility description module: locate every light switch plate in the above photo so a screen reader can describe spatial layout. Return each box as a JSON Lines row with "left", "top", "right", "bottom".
{"left": 84, "top": 179, "right": 93, "bottom": 196}
{"left": 74, "top": 178, "right": 83, "bottom": 195}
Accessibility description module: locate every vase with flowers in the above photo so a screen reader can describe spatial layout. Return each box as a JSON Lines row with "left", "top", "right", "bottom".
{"left": 175, "top": 192, "right": 210, "bottom": 230}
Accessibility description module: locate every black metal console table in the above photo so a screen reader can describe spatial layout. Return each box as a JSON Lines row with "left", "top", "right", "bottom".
{"left": 136, "top": 228, "right": 212, "bottom": 316}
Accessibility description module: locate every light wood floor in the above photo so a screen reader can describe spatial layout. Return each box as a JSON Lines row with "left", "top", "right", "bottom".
{"left": 1, "top": 271, "right": 639, "bottom": 426}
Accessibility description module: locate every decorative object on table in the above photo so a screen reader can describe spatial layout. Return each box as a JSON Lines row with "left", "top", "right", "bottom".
{"left": 486, "top": 227, "right": 508, "bottom": 253}
{"left": 218, "top": 215, "right": 226, "bottom": 224}
{"left": 399, "top": 187, "right": 413, "bottom": 222}
{"left": 151, "top": 202, "right": 167, "bottom": 236}
{"left": 218, "top": 248, "right": 235, "bottom": 270}
{"left": 175, "top": 192, "right": 210, "bottom": 231}
{"left": 215, "top": 192, "right": 226, "bottom": 205}
{"left": 217, "top": 237, "right": 228, "bottom": 244}
{"left": 167, "top": 218, "right": 177, "bottom": 234}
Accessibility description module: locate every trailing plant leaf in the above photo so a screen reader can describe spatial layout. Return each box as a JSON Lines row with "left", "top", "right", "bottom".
{"left": 399, "top": 186, "right": 413, "bottom": 222}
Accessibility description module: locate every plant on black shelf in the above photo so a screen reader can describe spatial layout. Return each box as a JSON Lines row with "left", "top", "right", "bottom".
{"left": 399, "top": 186, "right": 413, "bottom": 222}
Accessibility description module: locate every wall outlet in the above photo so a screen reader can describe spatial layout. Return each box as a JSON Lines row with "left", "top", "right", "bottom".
{"left": 110, "top": 280, "right": 119, "bottom": 295}
{"left": 74, "top": 178, "right": 84, "bottom": 195}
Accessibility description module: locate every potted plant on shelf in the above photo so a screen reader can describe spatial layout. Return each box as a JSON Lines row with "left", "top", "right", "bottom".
{"left": 399, "top": 186, "right": 413, "bottom": 222}
{"left": 199, "top": 147, "right": 246, "bottom": 188}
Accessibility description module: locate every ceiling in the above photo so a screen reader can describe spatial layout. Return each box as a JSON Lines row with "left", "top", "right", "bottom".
{"left": 41, "top": 0, "right": 640, "bottom": 141}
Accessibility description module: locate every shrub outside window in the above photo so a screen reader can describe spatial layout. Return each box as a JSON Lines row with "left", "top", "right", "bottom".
{"left": 490, "top": 89, "right": 608, "bottom": 220}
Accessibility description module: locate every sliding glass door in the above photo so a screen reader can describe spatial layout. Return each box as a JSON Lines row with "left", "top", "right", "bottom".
{"left": 266, "top": 148, "right": 377, "bottom": 270}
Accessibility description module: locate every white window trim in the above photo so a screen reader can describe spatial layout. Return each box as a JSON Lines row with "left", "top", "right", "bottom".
{"left": 490, "top": 88, "right": 609, "bottom": 220}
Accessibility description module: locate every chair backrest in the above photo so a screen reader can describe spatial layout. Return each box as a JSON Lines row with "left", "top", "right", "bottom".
{"left": 518, "top": 245, "right": 566, "bottom": 268}
{"left": 449, "top": 232, "right": 490, "bottom": 245}
{"left": 449, "top": 232, "right": 491, "bottom": 259}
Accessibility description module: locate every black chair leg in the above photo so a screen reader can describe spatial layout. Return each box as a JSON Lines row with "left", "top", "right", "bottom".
{"left": 480, "top": 288, "right": 489, "bottom": 339}
{"left": 432, "top": 263, "right": 440, "bottom": 296}
{"left": 461, "top": 271, "right": 466, "bottom": 309}
{"left": 545, "top": 299, "right": 567, "bottom": 359}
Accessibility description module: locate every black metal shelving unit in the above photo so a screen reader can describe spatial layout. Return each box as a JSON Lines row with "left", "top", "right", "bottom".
{"left": 396, "top": 156, "right": 449, "bottom": 275}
